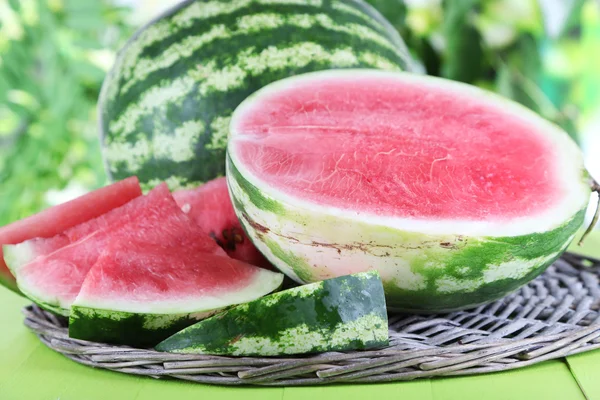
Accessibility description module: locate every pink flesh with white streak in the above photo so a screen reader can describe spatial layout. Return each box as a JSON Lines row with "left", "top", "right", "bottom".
{"left": 77, "top": 241, "right": 259, "bottom": 305}
{"left": 232, "top": 74, "right": 563, "bottom": 221}
{"left": 17, "top": 184, "right": 225, "bottom": 308}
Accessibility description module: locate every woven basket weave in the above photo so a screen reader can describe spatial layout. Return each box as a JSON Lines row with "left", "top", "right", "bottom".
{"left": 23, "top": 252, "right": 600, "bottom": 386}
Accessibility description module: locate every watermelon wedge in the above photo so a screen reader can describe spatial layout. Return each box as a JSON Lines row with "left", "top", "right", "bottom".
{"left": 173, "top": 177, "right": 271, "bottom": 269}
{"left": 0, "top": 177, "right": 142, "bottom": 294}
{"left": 11, "top": 184, "right": 225, "bottom": 315}
{"left": 226, "top": 69, "right": 593, "bottom": 313}
{"left": 155, "top": 271, "right": 388, "bottom": 356}
{"left": 69, "top": 241, "right": 283, "bottom": 347}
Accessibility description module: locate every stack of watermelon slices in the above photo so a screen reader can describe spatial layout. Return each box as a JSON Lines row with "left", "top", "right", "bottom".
{"left": 2, "top": 178, "right": 283, "bottom": 347}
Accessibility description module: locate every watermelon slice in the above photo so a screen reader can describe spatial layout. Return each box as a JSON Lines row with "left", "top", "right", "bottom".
{"left": 12, "top": 184, "right": 225, "bottom": 315}
{"left": 0, "top": 177, "right": 142, "bottom": 294}
{"left": 226, "top": 69, "right": 593, "bottom": 312}
{"left": 173, "top": 177, "right": 271, "bottom": 269}
{"left": 69, "top": 241, "right": 283, "bottom": 347}
{"left": 155, "top": 271, "right": 388, "bottom": 356}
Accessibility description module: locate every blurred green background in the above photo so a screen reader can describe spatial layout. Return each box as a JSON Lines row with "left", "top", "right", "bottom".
{"left": 1, "top": 0, "right": 599, "bottom": 227}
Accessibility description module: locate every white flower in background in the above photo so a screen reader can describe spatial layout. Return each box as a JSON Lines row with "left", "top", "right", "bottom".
{"left": 113, "top": 0, "right": 185, "bottom": 25}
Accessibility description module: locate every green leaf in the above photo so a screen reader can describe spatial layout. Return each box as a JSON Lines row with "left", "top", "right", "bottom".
{"left": 441, "top": 0, "right": 485, "bottom": 83}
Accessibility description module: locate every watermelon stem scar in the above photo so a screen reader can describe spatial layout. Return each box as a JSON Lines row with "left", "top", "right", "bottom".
{"left": 579, "top": 179, "right": 600, "bottom": 246}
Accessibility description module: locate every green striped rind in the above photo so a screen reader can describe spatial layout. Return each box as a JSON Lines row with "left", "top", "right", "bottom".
{"left": 68, "top": 307, "right": 223, "bottom": 348}
{"left": 155, "top": 271, "right": 388, "bottom": 356}
{"left": 99, "top": 0, "right": 414, "bottom": 191}
{"left": 226, "top": 156, "right": 588, "bottom": 313}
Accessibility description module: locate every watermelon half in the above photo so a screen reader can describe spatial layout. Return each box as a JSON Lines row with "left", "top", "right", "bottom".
{"left": 69, "top": 241, "right": 283, "bottom": 347}
{"left": 99, "top": 0, "right": 416, "bottom": 191}
{"left": 173, "top": 177, "right": 272, "bottom": 269}
{"left": 226, "top": 69, "right": 593, "bottom": 313}
{"left": 8, "top": 184, "right": 226, "bottom": 315}
{"left": 0, "top": 177, "right": 142, "bottom": 294}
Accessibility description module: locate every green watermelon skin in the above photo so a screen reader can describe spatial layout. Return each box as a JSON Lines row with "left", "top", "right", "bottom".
{"left": 99, "top": 0, "right": 415, "bottom": 191}
{"left": 69, "top": 307, "right": 222, "bottom": 348}
{"left": 155, "top": 271, "right": 389, "bottom": 356}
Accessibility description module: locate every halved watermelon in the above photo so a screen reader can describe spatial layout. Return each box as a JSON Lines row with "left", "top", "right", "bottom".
{"left": 0, "top": 177, "right": 142, "bottom": 294}
{"left": 226, "top": 69, "right": 593, "bottom": 312}
{"left": 69, "top": 241, "right": 283, "bottom": 347}
{"left": 173, "top": 177, "right": 271, "bottom": 269}
{"left": 11, "top": 184, "right": 225, "bottom": 315}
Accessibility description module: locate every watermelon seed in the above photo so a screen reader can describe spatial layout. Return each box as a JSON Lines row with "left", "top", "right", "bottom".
{"left": 221, "top": 229, "right": 239, "bottom": 251}
{"left": 233, "top": 232, "right": 244, "bottom": 244}
{"left": 209, "top": 231, "right": 226, "bottom": 249}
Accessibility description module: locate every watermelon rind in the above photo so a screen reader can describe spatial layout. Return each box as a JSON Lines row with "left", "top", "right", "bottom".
{"left": 98, "top": 0, "right": 416, "bottom": 191}
{"left": 68, "top": 266, "right": 284, "bottom": 347}
{"left": 226, "top": 69, "right": 592, "bottom": 313}
{"left": 155, "top": 270, "right": 388, "bottom": 356}
{"left": 3, "top": 242, "right": 37, "bottom": 277}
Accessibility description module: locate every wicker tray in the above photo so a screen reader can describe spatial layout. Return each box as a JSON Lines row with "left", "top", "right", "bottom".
{"left": 23, "top": 252, "right": 600, "bottom": 386}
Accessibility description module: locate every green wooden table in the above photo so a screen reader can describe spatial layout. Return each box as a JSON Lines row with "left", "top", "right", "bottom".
{"left": 2, "top": 233, "right": 600, "bottom": 400}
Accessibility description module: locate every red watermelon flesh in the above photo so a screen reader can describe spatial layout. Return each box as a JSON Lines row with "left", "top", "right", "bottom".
{"left": 4, "top": 183, "right": 195, "bottom": 276}
{"left": 14, "top": 184, "right": 225, "bottom": 315}
{"left": 173, "top": 178, "right": 272, "bottom": 269}
{"left": 76, "top": 241, "right": 268, "bottom": 311}
{"left": 0, "top": 177, "right": 142, "bottom": 294}
{"left": 232, "top": 73, "right": 564, "bottom": 221}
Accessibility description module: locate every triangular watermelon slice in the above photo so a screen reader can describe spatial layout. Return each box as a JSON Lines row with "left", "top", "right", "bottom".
{"left": 4, "top": 177, "right": 147, "bottom": 278}
{"left": 12, "top": 184, "right": 226, "bottom": 315}
{"left": 69, "top": 241, "right": 283, "bottom": 347}
{"left": 0, "top": 177, "right": 142, "bottom": 294}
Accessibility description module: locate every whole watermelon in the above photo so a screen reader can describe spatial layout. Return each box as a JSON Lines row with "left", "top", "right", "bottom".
{"left": 99, "top": 0, "right": 415, "bottom": 191}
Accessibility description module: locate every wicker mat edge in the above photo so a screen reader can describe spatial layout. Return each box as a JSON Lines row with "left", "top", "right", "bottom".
{"left": 21, "top": 252, "right": 600, "bottom": 386}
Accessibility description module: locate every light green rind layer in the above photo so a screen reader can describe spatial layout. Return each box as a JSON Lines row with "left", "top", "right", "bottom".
{"left": 3, "top": 243, "right": 32, "bottom": 277}
{"left": 226, "top": 155, "right": 589, "bottom": 313}
{"left": 155, "top": 271, "right": 389, "bottom": 356}
{"left": 99, "top": 0, "right": 414, "bottom": 190}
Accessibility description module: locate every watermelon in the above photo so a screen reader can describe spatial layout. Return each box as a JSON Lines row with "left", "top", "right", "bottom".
{"left": 99, "top": 0, "right": 416, "bottom": 192}
{"left": 9, "top": 184, "right": 225, "bottom": 316}
{"left": 69, "top": 241, "right": 283, "bottom": 347}
{"left": 0, "top": 177, "right": 142, "bottom": 294}
{"left": 155, "top": 270, "right": 387, "bottom": 356}
{"left": 226, "top": 69, "right": 593, "bottom": 313}
{"left": 173, "top": 177, "right": 271, "bottom": 269}
{"left": 4, "top": 183, "right": 182, "bottom": 278}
